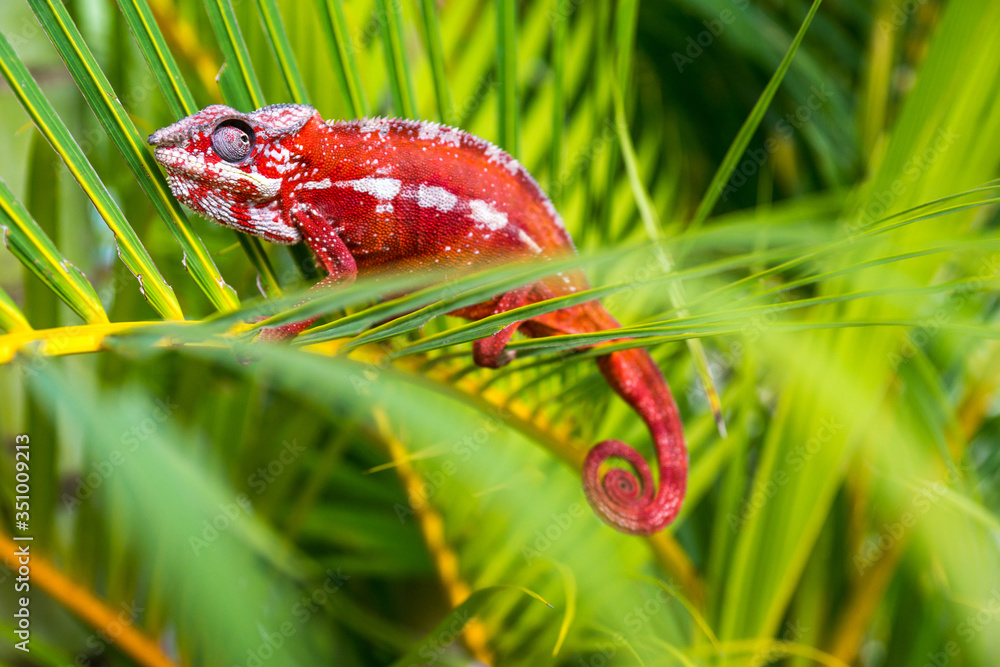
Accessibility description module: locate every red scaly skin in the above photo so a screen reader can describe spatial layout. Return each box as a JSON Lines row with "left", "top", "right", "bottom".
{"left": 149, "top": 104, "right": 688, "bottom": 535}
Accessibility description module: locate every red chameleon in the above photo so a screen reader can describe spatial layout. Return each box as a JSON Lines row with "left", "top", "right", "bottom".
{"left": 149, "top": 104, "right": 687, "bottom": 535}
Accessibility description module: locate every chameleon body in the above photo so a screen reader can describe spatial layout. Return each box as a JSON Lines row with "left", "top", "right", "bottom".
{"left": 149, "top": 104, "right": 687, "bottom": 535}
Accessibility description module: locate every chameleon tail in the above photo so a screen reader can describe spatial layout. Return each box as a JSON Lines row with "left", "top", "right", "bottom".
{"left": 584, "top": 346, "right": 688, "bottom": 535}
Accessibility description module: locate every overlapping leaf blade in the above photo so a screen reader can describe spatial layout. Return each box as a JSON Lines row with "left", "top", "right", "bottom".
{"left": 313, "top": 0, "right": 369, "bottom": 118}
{"left": 0, "top": 284, "right": 33, "bottom": 333}
{"left": 0, "top": 179, "right": 108, "bottom": 325}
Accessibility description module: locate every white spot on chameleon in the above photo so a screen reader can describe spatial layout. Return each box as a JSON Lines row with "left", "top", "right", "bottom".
{"left": 418, "top": 121, "right": 462, "bottom": 147}
{"left": 335, "top": 177, "right": 401, "bottom": 200}
{"left": 468, "top": 199, "right": 508, "bottom": 231}
{"left": 416, "top": 184, "right": 458, "bottom": 212}
{"left": 268, "top": 146, "right": 290, "bottom": 162}
{"left": 518, "top": 231, "right": 541, "bottom": 252}
{"left": 418, "top": 123, "right": 439, "bottom": 142}
{"left": 299, "top": 178, "right": 333, "bottom": 190}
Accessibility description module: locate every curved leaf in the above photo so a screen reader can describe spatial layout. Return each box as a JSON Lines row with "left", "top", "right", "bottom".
{"left": 0, "top": 284, "right": 32, "bottom": 333}
{"left": 0, "top": 178, "right": 108, "bottom": 325}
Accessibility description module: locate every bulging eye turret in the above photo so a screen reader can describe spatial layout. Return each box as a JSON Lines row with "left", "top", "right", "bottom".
{"left": 211, "top": 120, "right": 254, "bottom": 162}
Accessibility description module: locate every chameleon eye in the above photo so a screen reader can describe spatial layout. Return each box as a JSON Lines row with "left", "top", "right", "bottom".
{"left": 211, "top": 120, "right": 254, "bottom": 163}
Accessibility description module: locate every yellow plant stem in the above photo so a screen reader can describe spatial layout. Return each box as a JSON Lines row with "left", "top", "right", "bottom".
{"left": 0, "top": 321, "right": 195, "bottom": 364}
{"left": 0, "top": 531, "right": 177, "bottom": 667}
{"left": 828, "top": 528, "right": 907, "bottom": 662}
{"left": 373, "top": 409, "right": 494, "bottom": 664}
{"left": 0, "top": 322, "right": 157, "bottom": 363}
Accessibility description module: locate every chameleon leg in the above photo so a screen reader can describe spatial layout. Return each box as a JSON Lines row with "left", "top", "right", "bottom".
{"left": 472, "top": 285, "right": 535, "bottom": 368}
{"left": 257, "top": 208, "right": 357, "bottom": 343}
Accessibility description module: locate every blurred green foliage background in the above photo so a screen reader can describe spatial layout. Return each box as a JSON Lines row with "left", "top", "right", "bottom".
{"left": 1, "top": 0, "right": 999, "bottom": 665}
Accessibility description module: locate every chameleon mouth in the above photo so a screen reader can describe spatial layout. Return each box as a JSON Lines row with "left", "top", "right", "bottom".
{"left": 152, "top": 146, "right": 281, "bottom": 202}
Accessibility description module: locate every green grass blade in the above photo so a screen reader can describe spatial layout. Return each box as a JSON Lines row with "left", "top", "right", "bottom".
{"left": 25, "top": 128, "right": 62, "bottom": 331}
{"left": 253, "top": 0, "right": 310, "bottom": 104}
{"left": 203, "top": 0, "right": 264, "bottom": 110}
{"left": 494, "top": 320, "right": 999, "bottom": 362}
{"left": 0, "top": 179, "right": 108, "bottom": 325}
{"left": 687, "top": 0, "right": 825, "bottom": 235}
{"left": 375, "top": 0, "right": 416, "bottom": 118}
{"left": 0, "top": 30, "right": 180, "bottom": 320}
{"left": 116, "top": 0, "right": 198, "bottom": 117}
{"left": 612, "top": 62, "right": 727, "bottom": 435}
{"left": 548, "top": 0, "right": 566, "bottom": 204}
{"left": 418, "top": 0, "right": 454, "bottom": 124}
{"left": 314, "top": 0, "right": 369, "bottom": 118}
{"left": 496, "top": 0, "right": 519, "bottom": 155}
{"left": 27, "top": 0, "right": 239, "bottom": 313}
{"left": 0, "top": 285, "right": 32, "bottom": 333}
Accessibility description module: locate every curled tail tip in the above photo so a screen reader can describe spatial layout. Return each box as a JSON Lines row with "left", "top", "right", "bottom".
{"left": 581, "top": 438, "right": 687, "bottom": 536}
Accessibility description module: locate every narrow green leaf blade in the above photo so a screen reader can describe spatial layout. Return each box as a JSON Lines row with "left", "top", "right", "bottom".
{"left": 0, "top": 179, "right": 108, "bottom": 325}
{"left": 314, "top": 0, "right": 369, "bottom": 118}
{"left": 688, "top": 0, "right": 825, "bottom": 233}
{"left": 253, "top": 0, "right": 310, "bottom": 104}
{"left": 0, "top": 285, "right": 32, "bottom": 333}
{"left": 375, "top": 0, "right": 416, "bottom": 118}
{"left": 203, "top": 0, "right": 264, "bottom": 110}
{"left": 116, "top": 0, "right": 198, "bottom": 117}
{"left": 418, "top": 0, "right": 454, "bottom": 124}
{"left": 612, "top": 24, "right": 727, "bottom": 435}
{"left": 496, "top": 0, "right": 519, "bottom": 155}
{"left": 548, "top": 0, "right": 566, "bottom": 204}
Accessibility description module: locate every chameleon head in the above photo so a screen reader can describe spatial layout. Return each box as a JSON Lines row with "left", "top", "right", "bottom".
{"left": 149, "top": 103, "right": 321, "bottom": 244}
